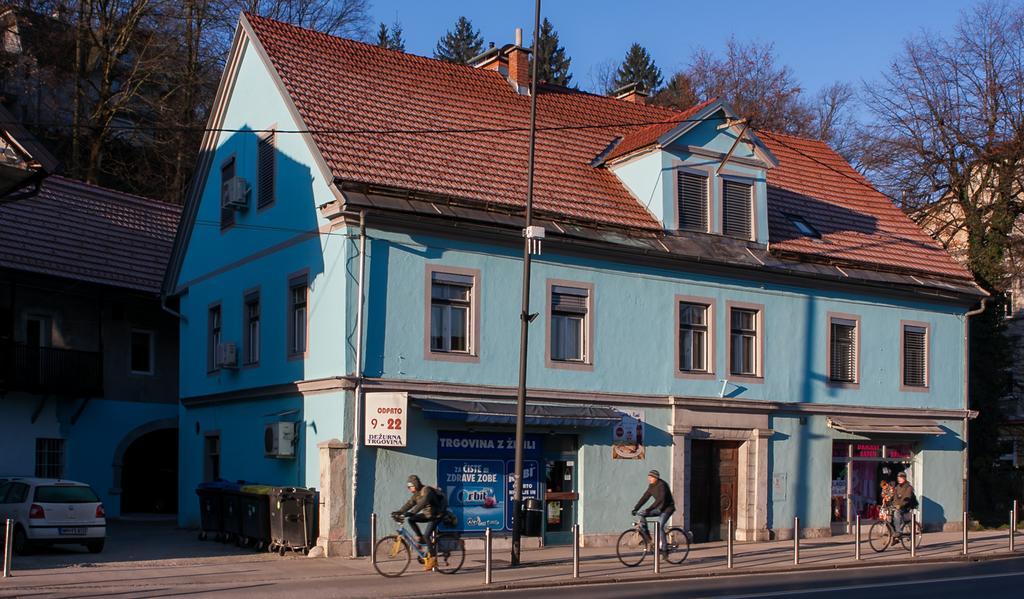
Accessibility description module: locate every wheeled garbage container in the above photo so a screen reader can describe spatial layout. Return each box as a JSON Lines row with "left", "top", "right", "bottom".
{"left": 239, "top": 485, "right": 274, "bottom": 551}
{"left": 220, "top": 481, "right": 245, "bottom": 544}
{"left": 520, "top": 498, "right": 543, "bottom": 537}
{"left": 196, "top": 480, "right": 230, "bottom": 541}
{"left": 268, "top": 487, "right": 318, "bottom": 556}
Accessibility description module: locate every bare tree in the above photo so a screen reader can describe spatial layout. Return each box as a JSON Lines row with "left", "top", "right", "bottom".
{"left": 244, "top": 0, "right": 370, "bottom": 40}
{"left": 809, "top": 81, "right": 859, "bottom": 165}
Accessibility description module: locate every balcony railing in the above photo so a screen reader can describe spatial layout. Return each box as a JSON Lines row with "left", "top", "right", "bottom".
{"left": 0, "top": 342, "right": 103, "bottom": 396}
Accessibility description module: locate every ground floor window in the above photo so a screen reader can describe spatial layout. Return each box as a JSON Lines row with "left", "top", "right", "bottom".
{"left": 204, "top": 434, "right": 220, "bottom": 482}
{"left": 35, "top": 438, "right": 65, "bottom": 478}
{"left": 831, "top": 441, "right": 914, "bottom": 524}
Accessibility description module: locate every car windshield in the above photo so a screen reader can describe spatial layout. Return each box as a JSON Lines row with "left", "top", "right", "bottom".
{"left": 34, "top": 485, "right": 99, "bottom": 503}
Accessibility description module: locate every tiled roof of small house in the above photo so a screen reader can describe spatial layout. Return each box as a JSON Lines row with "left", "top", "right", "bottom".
{"left": 244, "top": 14, "right": 972, "bottom": 282}
{"left": 0, "top": 176, "right": 181, "bottom": 294}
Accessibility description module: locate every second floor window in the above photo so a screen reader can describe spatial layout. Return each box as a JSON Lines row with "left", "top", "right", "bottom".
{"left": 430, "top": 272, "right": 473, "bottom": 353}
{"left": 130, "top": 329, "right": 154, "bottom": 374}
{"left": 208, "top": 305, "right": 221, "bottom": 372}
{"left": 829, "top": 318, "right": 857, "bottom": 383}
{"left": 679, "top": 302, "right": 710, "bottom": 372}
{"left": 730, "top": 307, "right": 758, "bottom": 376}
{"left": 35, "top": 438, "right": 64, "bottom": 479}
{"left": 902, "top": 324, "right": 927, "bottom": 388}
{"left": 722, "top": 179, "right": 753, "bottom": 239}
{"left": 551, "top": 285, "right": 589, "bottom": 362}
{"left": 677, "top": 170, "right": 709, "bottom": 232}
{"left": 288, "top": 277, "right": 308, "bottom": 357}
{"left": 220, "top": 156, "right": 235, "bottom": 230}
{"left": 244, "top": 293, "right": 260, "bottom": 365}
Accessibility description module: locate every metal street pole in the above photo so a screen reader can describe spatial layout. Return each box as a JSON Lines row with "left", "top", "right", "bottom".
{"left": 510, "top": 0, "right": 543, "bottom": 568}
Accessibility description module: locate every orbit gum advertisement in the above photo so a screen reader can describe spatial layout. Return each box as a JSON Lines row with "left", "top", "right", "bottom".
{"left": 437, "top": 431, "right": 541, "bottom": 532}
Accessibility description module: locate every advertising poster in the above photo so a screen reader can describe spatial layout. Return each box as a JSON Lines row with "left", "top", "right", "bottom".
{"left": 611, "top": 409, "right": 645, "bottom": 459}
{"left": 437, "top": 431, "right": 542, "bottom": 533}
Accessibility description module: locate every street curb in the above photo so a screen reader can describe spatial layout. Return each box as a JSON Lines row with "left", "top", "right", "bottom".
{"left": 430, "top": 550, "right": 1024, "bottom": 596}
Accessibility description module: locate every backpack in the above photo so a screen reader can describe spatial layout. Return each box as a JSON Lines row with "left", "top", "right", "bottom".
{"left": 430, "top": 486, "right": 458, "bottom": 527}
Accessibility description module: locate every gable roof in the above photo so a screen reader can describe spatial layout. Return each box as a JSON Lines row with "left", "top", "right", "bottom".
{"left": 0, "top": 176, "right": 180, "bottom": 294}
{"left": 206, "top": 14, "right": 971, "bottom": 286}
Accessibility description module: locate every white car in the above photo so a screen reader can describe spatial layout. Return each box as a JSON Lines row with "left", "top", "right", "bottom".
{"left": 0, "top": 478, "right": 106, "bottom": 554}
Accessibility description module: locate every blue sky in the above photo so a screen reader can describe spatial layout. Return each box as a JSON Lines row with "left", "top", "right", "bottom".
{"left": 369, "top": 0, "right": 973, "bottom": 94}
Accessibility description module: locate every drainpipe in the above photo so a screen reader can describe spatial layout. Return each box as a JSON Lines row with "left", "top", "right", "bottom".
{"left": 962, "top": 296, "right": 989, "bottom": 517}
{"left": 350, "top": 210, "right": 367, "bottom": 558}
{"left": 160, "top": 293, "right": 186, "bottom": 323}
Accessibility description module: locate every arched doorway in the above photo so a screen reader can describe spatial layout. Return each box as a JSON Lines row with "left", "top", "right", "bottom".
{"left": 120, "top": 427, "right": 178, "bottom": 514}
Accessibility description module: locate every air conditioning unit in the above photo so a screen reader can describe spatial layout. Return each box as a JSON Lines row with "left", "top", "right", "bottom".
{"left": 265, "top": 421, "right": 297, "bottom": 458}
{"left": 221, "top": 177, "right": 250, "bottom": 210}
{"left": 216, "top": 342, "right": 238, "bottom": 369}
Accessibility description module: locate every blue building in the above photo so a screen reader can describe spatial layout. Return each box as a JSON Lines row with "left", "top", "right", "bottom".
{"left": 165, "top": 14, "right": 985, "bottom": 554}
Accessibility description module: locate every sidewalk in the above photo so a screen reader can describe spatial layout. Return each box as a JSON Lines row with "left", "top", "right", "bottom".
{"left": 0, "top": 528, "right": 1020, "bottom": 598}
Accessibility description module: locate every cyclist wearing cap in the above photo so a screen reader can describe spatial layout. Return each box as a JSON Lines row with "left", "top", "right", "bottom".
{"left": 632, "top": 469, "right": 675, "bottom": 552}
{"left": 392, "top": 475, "right": 444, "bottom": 571}
{"left": 892, "top": 472, "right": 917, "bottom": 536}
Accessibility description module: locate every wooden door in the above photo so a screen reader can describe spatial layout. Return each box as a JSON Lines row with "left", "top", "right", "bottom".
{"left": 689, "top": 440, "right": 741, "bottom": 542}
{"left": 716, "top": 443, "right": 740, "bottom": 541}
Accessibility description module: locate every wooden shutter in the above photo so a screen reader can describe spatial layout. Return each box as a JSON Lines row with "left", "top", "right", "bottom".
{"left": 257, "top": 131, "right": 275, "bottom": 208}
{"left": 830, "top": 321, "right": 856, "bottom": 382}
{"left": 677, "top": 171, "right": 708, "bottom": 231}
{"left": 903, "top": 326, "right": 927, "bottom": 387}
{"left": 722, "top": 180, "right": 752, "bottom": 239}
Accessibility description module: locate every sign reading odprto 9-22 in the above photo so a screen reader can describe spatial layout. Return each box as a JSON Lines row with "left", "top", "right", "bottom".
{"left": 364, "top": 392, "right": 408, "bottom": 447}
{"left": 437, "top": 431, "right": 542, "bottom": 533}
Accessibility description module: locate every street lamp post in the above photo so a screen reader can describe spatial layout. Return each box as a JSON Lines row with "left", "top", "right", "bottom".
{"left": 510, "top": 0, "right": 543, "bottom": 568}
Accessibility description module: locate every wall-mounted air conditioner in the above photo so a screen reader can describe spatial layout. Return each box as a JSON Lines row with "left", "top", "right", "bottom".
{"left": 221, "top": 177, "right": 250, "bottom": 210}
{"left": 216, "top": 342, "right": 238, "bottom": 369}
{"left": 265, "top": 421, "right": 297, "bottom": 458}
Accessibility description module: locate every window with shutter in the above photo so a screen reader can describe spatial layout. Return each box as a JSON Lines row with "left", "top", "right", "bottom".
{"left": 722, "top": 179, "right": 753, "bottom": 239}
{"left": 829, "top": 319, "right": 857, "bottom": 383}
{"left": 220, "top": 157, "right": 235, "bottom": 229}
{"left": 902, "top": 325, "right": 927, "bottom": 387}
{"left": 551, "top": 285, "right": 588, "bottom": 362}
{"left": 677, "top": 171, "right": 708, "bottom": 232}
{"left": 257, "top": 130, "right": 275, "bottom": 208}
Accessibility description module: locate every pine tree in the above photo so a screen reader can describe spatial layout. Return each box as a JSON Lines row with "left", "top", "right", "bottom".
{"left": 610, "top": 43, "right": 663, "bottom": 94}
{"left": 376, "top": 22, "right": 390, "bottom": 47}
{"left": 533, "top": 18, "right": 572, "bottom": 86}
{"left": 434, "top": 16, "right": 484, "bottom": 64}
{"left": 375, "top": 20, "right": 405, "bottom": 51}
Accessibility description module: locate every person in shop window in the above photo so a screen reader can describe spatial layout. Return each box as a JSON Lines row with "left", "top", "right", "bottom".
{"left": 632, "top": 469, "right": 675, "bottom": 553}
{"left": 891, "top": 472, "right": 918, "bottom": 540}
{"left": 392, "top": 475, "right": 443, "bottom": 571}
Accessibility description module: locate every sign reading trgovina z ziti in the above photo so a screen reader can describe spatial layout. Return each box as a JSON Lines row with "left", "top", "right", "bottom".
{"left": 364, "top": 392, "right": 408, "bottom": 447}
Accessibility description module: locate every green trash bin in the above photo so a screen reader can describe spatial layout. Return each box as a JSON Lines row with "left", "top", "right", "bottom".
{"left": 239, "top": 485, "right": 274, "bottom": 551}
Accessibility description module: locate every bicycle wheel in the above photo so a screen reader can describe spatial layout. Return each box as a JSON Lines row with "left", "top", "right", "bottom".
{"left": 433, "top": 533, "right": 465, "bottom": 574}
{"left": 899, "top": 520, "right": 923, "bottom": 551}
{"left": 616, "top": 528, "right": 649, "bottom": 567}
{"left": 373, "top": 535, "right": 411, "bottom": 577}
{"left": 867, "top": 522, "right": 892, "bottom": 553}
{"left": 663, "top": 527, "right": 691, "bottom": 564}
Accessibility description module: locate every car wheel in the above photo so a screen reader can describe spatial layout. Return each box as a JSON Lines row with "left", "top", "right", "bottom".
{"left": 12, "top": 526, "right": 30, "bottom": 555}
{"left": 85, "top": 539, "right": 105, "bottom": 554}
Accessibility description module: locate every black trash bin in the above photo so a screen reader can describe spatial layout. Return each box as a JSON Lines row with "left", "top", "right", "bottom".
{"left": 239, "top": 485, "right": 273, "bottom": 551}
{"left": 269, "top": 487, "right": 318, "bottom": 556}
{"left": 196, "top": 480, "right": 228, "bottom": 541}
{"left": 221, "top": 485, "right": 244, "bottom": 544}
{"left": 520, "top": 498, "right": 543, "bottom": 537}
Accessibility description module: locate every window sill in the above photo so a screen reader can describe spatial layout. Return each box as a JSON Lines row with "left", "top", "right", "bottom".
{"left": 424, "top": 350, "right": 479, "bottom": 363}
{"left": 827, "top": 380, "right": 860, "bottom": 390}
{"left": 727, "top": 374, "right": 763, "bottom": 384}
{"left": 899, "top": 384, "right": 929, "bottom": 393}
{"left": 676, "top": 370, "right": 717, "bottom": 380}
{"left": 287, "top": 353, "right": 307, "bottom": 361}
{"left": 546, "top": 359, "right": 594, "bottom": 372}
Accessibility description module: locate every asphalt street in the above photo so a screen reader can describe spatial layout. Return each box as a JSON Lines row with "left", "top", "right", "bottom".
{"left": 448, "top": 555, "right": 1024, "bottom": 599}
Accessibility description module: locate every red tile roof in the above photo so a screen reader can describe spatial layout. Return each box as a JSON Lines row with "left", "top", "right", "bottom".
{"left": 0, "top": 176, "right": 181, "bottom": 294}
{"left": 244, "top": 14, "right": 971, "bottom": 282}
{"left": 602, "top": 98, "right": 717, "bottom": 163}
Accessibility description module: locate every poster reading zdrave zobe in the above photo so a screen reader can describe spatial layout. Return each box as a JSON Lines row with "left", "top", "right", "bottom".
{"left": 437, "top": 431, "right": 542, "bottom": 533}
{"left": 612, "top": 409, "right": 645, "bottom": 459}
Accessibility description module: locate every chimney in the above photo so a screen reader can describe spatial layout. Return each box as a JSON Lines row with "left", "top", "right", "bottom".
{"left": 612, "top": 82, "right": 648, "bottom": 104}
{"left": 468, "top": 41, "right": 506, "bottom": 73}
{"left": 503, "top": 27, "right": 531, "bottom": 92}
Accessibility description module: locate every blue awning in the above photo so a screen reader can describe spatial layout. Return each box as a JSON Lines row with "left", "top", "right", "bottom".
{"left": 414, "top": 398, "right": 621, "bottom": 428}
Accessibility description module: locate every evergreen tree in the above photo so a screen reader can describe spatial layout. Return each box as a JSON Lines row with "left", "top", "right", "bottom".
{"left": 376, "top": 22, "right": 390, "bottom": 47}
{"left": 610, "top": 43, "right": 663, "bottom": 94}
{"left": 375, "top": 20, "right": 405, "bottom": 51}
{"left": 434, "top": 16, "right": 484, "bottom": 64}
{"left": 532, "top": 17, "right": 572, "bottom": 86}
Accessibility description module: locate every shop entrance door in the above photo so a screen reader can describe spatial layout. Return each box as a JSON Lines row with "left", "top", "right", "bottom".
{"left": 690, "top": 440, "right": 741, "bottom": 542}
{"left": 543, "top": 436, "right": 578, "bottom": 545}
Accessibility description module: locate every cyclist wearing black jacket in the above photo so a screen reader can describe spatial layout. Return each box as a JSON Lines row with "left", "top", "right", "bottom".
{"left": 632, "top": 469, "right": 675, "bottom": 552}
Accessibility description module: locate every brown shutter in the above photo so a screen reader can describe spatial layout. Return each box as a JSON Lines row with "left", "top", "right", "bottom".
{"left": 722, "top": 180, "right": 752, "bottom": 239}
{"left": 257, "top": 131, "right": 275, "bottom": 208}
{"left": 677, "top": 171, "right": 708, "bottom": 232}
{"left": 903, "top": 327, "right": 927, "bottom": 386}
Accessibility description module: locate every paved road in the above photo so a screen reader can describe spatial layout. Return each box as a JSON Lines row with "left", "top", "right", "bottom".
{"left": 451, "top": 555, "right": 1024, "bottom": 599}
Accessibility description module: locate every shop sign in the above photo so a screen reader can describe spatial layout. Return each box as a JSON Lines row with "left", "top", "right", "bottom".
{"left": 364, "top": 392, "right": 408, "bottom": 447}
{"left": 437, "top": 431, "right": 542, "bottom": 533}
{"left": 612, "top": 409, "right": 645, "bottom": 460}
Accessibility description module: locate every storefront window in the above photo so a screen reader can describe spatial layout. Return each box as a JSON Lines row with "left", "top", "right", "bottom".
{"left": 832, "top": 441, "right": 850, "bottom": 458}
{"left": 831, "top": 440, "right": 915, "bottom": 525}
{"left": 885, "top": 445, "right": 913, "bottom": 459}
{"left": 852, "top": 443, "right": 882, "bottom": 458}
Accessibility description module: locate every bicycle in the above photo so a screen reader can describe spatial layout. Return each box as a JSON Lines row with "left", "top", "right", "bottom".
{"left": 615, "top": 514, "right": 691, "bottom": 567}
{"left": 868, "top": 507, "right": 922, "bottom": 553}
{"left": 372, "top": 514, "right": 465, "bottom": 577}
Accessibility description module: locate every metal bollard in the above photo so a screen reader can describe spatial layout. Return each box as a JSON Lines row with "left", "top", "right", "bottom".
{"left": 1014, "top": 500, "right": 1019, "bottom": 536}
{"left": 572, "top": 524, "right": 580, "bottom": 579}
{"left": 484, "top": 527, "right": 493, "bottom": 585}
{"left": 727, "top": 518, "right": 733, "bottom": 569}
{"left": 370, "top": 513, "right": 377, "bottom": 564}
{"left": 963, "top": 512, "right": 969, "bottom": 556}
{"left": 793, "top": 516, "right": 800, "bottom": 565}
{"left": 1011, "top": 511, "right": 1016, "bottom": 553}
{"left": 3, "top": 519, "right": 12, "bottom": 578}
{"left": 855, "top": 515, "right": 861, "bottom": 561}
{"left": 653, "top": 520, "right": 661, "bottom": 574}
{"left": 911, "top": 510, "right": 919, "bottom": 556}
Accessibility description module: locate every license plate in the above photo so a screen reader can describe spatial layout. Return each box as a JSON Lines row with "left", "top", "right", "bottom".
{"left": 58, "top": 527, "right": 86, "bottom": 536}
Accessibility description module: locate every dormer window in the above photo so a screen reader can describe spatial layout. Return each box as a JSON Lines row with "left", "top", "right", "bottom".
{"left": 786, "top": 213, "right": 820, "bottom": 238}
{"left": 677, "top": 170, "right": 709, "bottom": 232}
{"left": 722, "top": 178, "right": 753, "bottom": 239}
